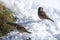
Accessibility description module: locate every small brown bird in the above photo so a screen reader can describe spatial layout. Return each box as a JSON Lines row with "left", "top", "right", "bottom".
{"left": 7, "top": 22, "right": 31, "bottom": 34}
{"left": 38, "top": 7, "right": 54, "bottom": 22}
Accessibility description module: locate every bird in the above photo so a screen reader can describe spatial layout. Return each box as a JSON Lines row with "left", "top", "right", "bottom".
{"left": 6, "top": 22, "right": 31, "bottom": 34}
{"left": 38, "top": 7, "right": 54, "bottom": 22}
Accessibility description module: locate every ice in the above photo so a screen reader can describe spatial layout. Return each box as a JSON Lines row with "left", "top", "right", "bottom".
{"left": 0, "top": 0, "right": 60, "bottom": 40}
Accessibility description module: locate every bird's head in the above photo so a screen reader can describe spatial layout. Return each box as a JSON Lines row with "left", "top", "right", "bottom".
{"left": 38, "top": 7, "right": 43, "bottom": 11}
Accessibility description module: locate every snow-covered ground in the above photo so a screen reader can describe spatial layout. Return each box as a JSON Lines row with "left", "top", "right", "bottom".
{"left": 0, "top": 0, "right": 60, "bottom": 40}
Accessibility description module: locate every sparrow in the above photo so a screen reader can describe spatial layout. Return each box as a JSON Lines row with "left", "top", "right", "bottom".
{"left": 6, "top": 22, "right": 31, "bottom": 34}
{"left": 38, "top": 7, "right": 54, "bottom": 22}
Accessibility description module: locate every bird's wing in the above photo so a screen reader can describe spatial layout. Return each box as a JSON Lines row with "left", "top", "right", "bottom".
{"left": 40, "top": 11, "right": 49, "bottom": 19}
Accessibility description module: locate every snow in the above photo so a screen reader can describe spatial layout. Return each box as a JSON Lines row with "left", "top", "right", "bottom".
{"left": 0, "top": 0, "right": 60, "bottom": 40}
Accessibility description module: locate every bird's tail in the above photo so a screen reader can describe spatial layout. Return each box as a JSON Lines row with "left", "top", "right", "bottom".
{"left": 25, "top": 30, "right": 31, "bottom": 34}
{"left": 48, "top": 18, "right": 54, "bottom": 22}
{"left": 27, "top": 31, "right": 31, "bottom": 34}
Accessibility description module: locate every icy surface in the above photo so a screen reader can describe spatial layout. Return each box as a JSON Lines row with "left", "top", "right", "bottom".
{"left": 0, "top": 0, "right": 60, "bottom": 40}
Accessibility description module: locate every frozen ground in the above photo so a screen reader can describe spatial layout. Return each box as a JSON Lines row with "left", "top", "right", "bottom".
{"left": 0, "top": 0, "right": 60, "bottom": 40}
